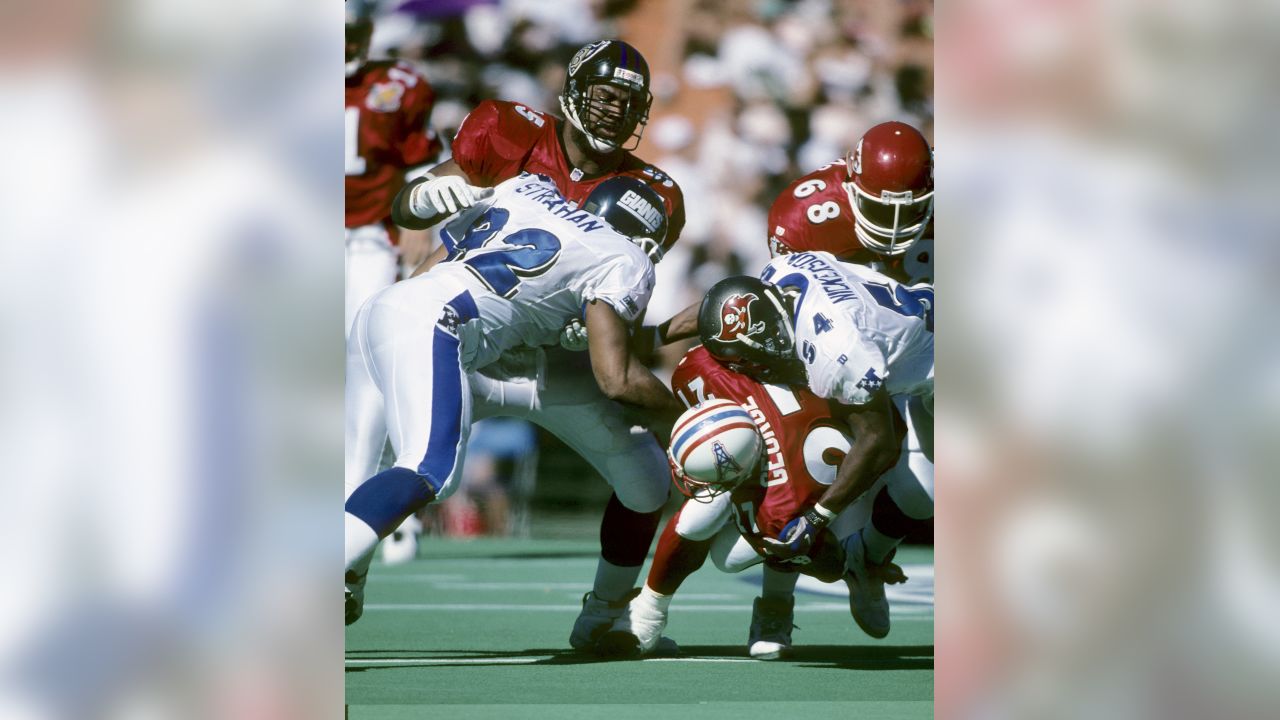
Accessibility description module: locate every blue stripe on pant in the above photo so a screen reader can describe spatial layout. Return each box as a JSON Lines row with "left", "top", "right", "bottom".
{"left": 345, "top": 291, "right": 477, "bottom": 538}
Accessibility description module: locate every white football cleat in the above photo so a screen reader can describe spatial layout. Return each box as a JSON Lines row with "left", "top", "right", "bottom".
{"left": 604, "top": 586, "right": 672, "bottom": 656}
{"left": 842, "top": 531, "right": 893, "bottom": 639}
{"left": 748, "top": 596, "right": 795, "bottom": 660}
{"left": 569, "top": 590, "right": 637, "bottom": 650}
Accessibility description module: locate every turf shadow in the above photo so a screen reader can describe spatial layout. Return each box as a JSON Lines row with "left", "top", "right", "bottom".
{"left": 673, "top": 644, "right": 934, "bottom": 671}
{"left": 345, "top": 648, "right": 613, "bottom": 671}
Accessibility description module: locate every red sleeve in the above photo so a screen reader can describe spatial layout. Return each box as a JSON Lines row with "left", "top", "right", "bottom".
{"left": 656, "top": 182, "right": 686, "bottom": 252}
{"left": 397, "top": 65, "right": 440, "bottom": 167}
{"left": 451, "top": 100, "right": 545, "bottom": 186}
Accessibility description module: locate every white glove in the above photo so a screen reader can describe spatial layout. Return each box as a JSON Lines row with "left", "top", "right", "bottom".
{"left": 631, "top": 236, "right": 664, "bottom": 264}
{"left": 559, "top": 317, "right": 589, "bottom": 351}
{"left": 409, "top": 175, "right": 484, "bottom": 220}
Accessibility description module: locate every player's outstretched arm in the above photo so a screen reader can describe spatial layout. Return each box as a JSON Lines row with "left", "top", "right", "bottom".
{"left": 391, "top": 159, "right": 478, "bottom": 230}
{"left": 632, "top": 301, "right": 700, "bottom": 356}
{"left": 585, "top": 299, "right": 684, "bottom": 432}
{"left": 821, "top": 391, "right": 901, "bottom": 513}
{"left": 761, "top": 391, "right": 900, "bottom": 561}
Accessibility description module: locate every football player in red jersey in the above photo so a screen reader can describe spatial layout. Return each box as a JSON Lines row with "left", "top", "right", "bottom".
{"left": 345, "top": 7, "right": 442, "bottom": 335}
{"left": 767, "top": 121, "right": 934, "bottom": 285}
{"left": 382, "top": 40, "right": 689, "bottom": 653}
{"left": 599, "top": 345, "right": 914, "bottom": 658}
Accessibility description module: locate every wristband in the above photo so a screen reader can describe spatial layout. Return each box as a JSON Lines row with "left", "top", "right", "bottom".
{"left": 408, "top": 182, "right": 438, "bottom": 220}
{"left": 811, "top": 503, "right": 837, "bottom": 524}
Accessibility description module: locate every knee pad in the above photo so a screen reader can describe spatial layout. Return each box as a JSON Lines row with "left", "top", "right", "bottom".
{"left": 674, "top": 495, "right": 732, "bottom": 542}
{"left": 605, "top": 434, "right": 670, "bottom": 513}
{"left": 709, "top": 527, "right": 761, "bottom": 573}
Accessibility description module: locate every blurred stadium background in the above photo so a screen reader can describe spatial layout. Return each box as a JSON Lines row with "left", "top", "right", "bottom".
{"left": 0, "top": 0, "right": 1277, "bottom": 718}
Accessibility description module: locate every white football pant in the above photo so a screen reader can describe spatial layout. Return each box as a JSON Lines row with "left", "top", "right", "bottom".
{"left": 345, "top": 273, "right": 478, "bottom": 502}
{"left": 346, "top": 223, "right": 399, "bottom": 339}
{"left": 468, "top": 345, "right": 669, "bottom": 514}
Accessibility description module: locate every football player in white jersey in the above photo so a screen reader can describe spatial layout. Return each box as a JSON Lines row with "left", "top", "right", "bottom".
{"left": 344, "top": 174, "right": 684, "bottom": 626}
{"left": 647, "top": 250, "right": 934, "bottom": 638}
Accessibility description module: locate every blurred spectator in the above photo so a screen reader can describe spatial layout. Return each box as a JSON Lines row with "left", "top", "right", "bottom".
{"left": 428, "top": 418, "right": 539, "bottom": 538}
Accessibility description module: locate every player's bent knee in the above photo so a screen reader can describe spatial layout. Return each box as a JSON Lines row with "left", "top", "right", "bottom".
{"left": 711, "top": 531, "right": 761, "bottom": 573}
{"left": 674, "top": 501, "right": 730, "bottom": 542}
{"left": 607, "top": 451, "right": 670, "bottom": 513}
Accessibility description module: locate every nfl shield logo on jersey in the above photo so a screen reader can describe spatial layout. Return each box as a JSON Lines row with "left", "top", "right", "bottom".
{"left": 855, "top": 368, "right": 884, "bottom": 393}
{"left": 716, "top": 293, "right": 766, "bottom": 343}
{"left": 436, "top": 305, "right": 462, "bottom": 337}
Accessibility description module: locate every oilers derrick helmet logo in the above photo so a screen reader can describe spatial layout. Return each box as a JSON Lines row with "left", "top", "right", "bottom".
{"left": 715, "top": 293, "right": 765, "bottom": 344}
{"left": 667, "top": 399, "right": 764, "bottom": 500}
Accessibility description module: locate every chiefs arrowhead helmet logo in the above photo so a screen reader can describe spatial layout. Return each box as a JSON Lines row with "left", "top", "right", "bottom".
{"left": 716, "top": 293, "right": 766, "bottom": 343}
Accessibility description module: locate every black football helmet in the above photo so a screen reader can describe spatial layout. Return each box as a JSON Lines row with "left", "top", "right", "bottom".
{"left": 559, "top": 40, "right": 653, "bottom": 153}
{"left": 346, "top": 3, "right": 374, "bottom": 77}
{"left": 698, "top": 277, "right": 807, "bottom": 385}
{"left": 582, "top": 177, "right": 668, "bottom": 260}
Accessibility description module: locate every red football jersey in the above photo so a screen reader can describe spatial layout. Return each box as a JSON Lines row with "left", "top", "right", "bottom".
{"left": 671, "top": 346, "right": 854, "bottom": 557}
{"left": 767, "top": 159, "right": 932, "bottom": 284}
{"left": 345, "top": 60, "right": 441, "bottom": 230}
{"left": 450, "top": 99, "right": 686, "bottom": 251}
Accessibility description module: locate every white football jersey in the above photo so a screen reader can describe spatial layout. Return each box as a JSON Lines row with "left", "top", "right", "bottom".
{"left": 427, "top": 173, "right": 655, "bottom": 371}
{"left": 760, "top": 251, "right": 933, "bottom": 406}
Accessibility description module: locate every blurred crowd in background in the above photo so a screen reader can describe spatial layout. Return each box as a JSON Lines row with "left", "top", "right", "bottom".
{"left": 373, "top": 0, "right": 930, "bottom": 325}
{"left": 354, "top": 0, "right": 934, "bottom": 540}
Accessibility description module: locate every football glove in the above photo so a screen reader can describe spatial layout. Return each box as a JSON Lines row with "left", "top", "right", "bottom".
{"left": 761, "top": 504, "right": 837, "bottom": 561}
{"left": 409, "top": 175, "right": 485, "bottom": 219}
{"left": 559, "top": 317, "right": 589, "bottom": 351}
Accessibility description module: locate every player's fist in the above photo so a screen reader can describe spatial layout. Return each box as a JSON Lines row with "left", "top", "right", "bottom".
{"left": 409, "top": 175, "right": 486, "bottom": 219}
{"left": 761, "top": 505, "right": 835, "bottom": 561}
{"left": 559, "top": 317, "right": 589, "bottom": 351}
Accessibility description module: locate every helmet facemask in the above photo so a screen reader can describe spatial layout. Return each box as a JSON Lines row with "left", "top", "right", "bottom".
{"left": 844, "top": 181, "right": 933, "bottom": 256}
{"left": 561, "top": 80, "right": 651, "bottom": 153}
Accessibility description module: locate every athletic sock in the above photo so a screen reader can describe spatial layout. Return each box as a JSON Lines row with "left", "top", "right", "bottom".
{"left": 592, "top": 558, "right": 640, "bottom": 603}
{"left": 760, "top": 564, "right": 800, "bottom": 601}
{"left": 594, "top": 493, "right": 662, "bottom": 601}
{"left": 860, "top": 524, "right": 901, "bottom": 566}
{"left": 345, "top": 466, "right": 438, "bottom": 538}
{"left": 345, "top": 513, "right": 380, "bottom": 572}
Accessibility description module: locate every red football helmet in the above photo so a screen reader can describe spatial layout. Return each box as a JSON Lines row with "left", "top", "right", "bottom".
{"left": 844, "top": 121, "right": 934, "bottom": 256}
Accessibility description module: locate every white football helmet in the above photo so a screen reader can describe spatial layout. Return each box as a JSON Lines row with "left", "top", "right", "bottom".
{"left": 667, "top": 399, "right": 764, "bottom": 500}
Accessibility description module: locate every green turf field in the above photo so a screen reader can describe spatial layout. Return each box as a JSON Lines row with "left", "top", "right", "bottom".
{"left": 346, "top": 538, "right": 933, "bottom": 719}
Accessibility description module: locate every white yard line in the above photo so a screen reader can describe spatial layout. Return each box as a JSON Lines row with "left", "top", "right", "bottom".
{"left": 346, "top": 656, "right": 760, "bottom": 666}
